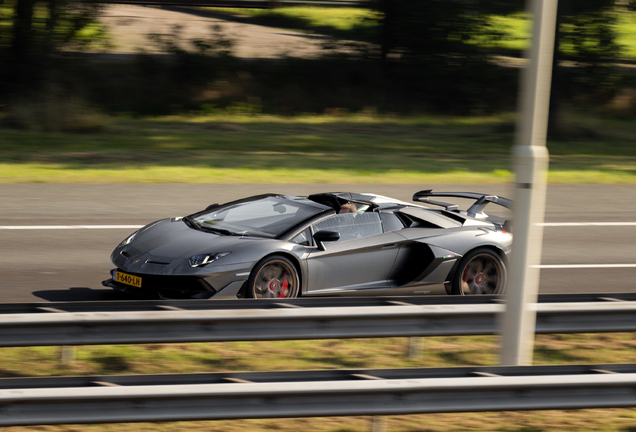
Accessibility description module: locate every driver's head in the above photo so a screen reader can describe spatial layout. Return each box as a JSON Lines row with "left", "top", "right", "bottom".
{"left": 339, "top": 203, "right": 357, "bottom": 214}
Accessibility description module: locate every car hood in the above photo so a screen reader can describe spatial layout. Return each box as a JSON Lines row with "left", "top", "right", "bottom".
{"left": 112, "top": 218, "right": 278, "bottom": 275}
{"left": 130, "top": 218, "right": 249, "bottom": 259}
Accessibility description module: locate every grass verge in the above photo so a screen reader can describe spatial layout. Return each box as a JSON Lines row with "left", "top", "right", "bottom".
{"left": 1, "top": 113, "right": 636, "bottom": 184}
{"left": 0, "top": 333, "right": 635, "bottom": 431}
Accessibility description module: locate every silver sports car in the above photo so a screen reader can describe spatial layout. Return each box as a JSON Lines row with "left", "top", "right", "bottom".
{"left": 103, "top": 190, "right": 513, "bottom": 299}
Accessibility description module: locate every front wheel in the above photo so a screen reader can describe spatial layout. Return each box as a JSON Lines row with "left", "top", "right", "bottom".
{"left": 247, "top": 255, "right": 300, "bottom": 299}
{"left": 451, "top": 248, "right": 507, "bottom": 295}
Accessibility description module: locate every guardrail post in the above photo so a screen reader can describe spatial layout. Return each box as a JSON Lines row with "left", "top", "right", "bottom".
{"left": 59, "top": 346, "right": 76, "bottom": 366}
{"left": 409, "top": 337, "right": 423, "bottom": 359}
{"left": 501, "top": 0, "right": 557, "bottom": 366}
{"left": 370, "top": 416, "right": 386, "bottom": 432}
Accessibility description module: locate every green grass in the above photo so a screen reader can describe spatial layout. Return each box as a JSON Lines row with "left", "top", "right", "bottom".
{"left": 1, "top": 113, "right": 636, "bottom": 184}
{"left": 0, "top": 333, "right": 635, "bottom": 431}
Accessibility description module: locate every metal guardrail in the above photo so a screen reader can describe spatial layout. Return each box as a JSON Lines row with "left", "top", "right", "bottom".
{"left": 1, "top": 296, "right": 635, "bottom": 425}
{"left": 1, "top": 364, "right": 635, "bottom": 425}
{"left": 4, "top": 292, "right": 636, "bottom": 314}
{"left": 0, "top": 295, "right": 635, "bottom": 346}
{"left": 97, "top": 0, "right": 370, "bottom": 7}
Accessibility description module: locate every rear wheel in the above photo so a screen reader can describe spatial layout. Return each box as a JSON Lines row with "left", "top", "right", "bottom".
{"left": 247, "top": 255, "right": 300, "bottom": 299}
{"left": 451, "top": 248, "right": 506, "bottom": 295}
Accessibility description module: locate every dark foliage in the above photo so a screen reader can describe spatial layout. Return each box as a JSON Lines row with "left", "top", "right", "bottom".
{"left": 0, "top": 0, "right": 633, "bottom": 119}
{"left": 559, "top": 0, "right": 620, "bottom": 62}
{"left": 379, "top": 0, "right": 524, "bottom": 60}
{"left": 0, "top": 0, "right": 105, "bottom": 97}
{"left": 548, "top": 0, "right": 625, "bottom": 134}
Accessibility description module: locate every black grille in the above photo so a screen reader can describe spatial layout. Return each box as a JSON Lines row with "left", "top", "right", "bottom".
{"left": 114, "top": 269, "right": 215, "bottom": 296}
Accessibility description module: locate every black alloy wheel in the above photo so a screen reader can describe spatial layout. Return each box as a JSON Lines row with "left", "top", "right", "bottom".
{"left": 247, "top": 255, "right": 300, "bottom": 299}
{"left": 452, "top": 248, "right": 507, "bottom": 295}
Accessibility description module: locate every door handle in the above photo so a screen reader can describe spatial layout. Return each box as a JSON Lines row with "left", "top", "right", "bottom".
{"left": 382, "top": 243, "right": 397, "bottom": 249}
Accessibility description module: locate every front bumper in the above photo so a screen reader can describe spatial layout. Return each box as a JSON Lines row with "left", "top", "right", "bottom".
{"left": 103, "top": 269, "right": 220, "bottom": 299}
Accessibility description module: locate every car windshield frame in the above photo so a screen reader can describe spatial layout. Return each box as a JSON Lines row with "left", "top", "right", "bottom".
{"left": 186, "top": 195, "right": 326, "bottom": 238}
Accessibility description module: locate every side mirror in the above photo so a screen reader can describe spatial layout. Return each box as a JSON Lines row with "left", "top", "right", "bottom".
{"left": 313, "top": 230, "right": 340, "bottom": 250}
{"left": 206, "top": 203, "right": 219, "bottom": 211}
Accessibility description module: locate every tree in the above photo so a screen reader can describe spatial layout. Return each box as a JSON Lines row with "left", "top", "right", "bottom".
{"left": 12, "top": 0, "right": 37, "bottom": 59}
{"left": 3, "top": 0, "right": 105, "bottom": 97}
{"left": 379, "top": 0, "right": 524, "bottom": 63}
{"left": 9, "top": 0, "right": 104, "bottom": 59}
{"left": 378, "top": 0, "right": 623, "bottom": 116}
{"left": 376, "top": 0, "right": 525, "bottom": 112}
{"left": 549, "top": 0, "right": 621, "bottom": 135}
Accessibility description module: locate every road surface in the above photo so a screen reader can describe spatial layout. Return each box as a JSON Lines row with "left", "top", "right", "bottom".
{"left": 2, "top": 184, "right": 635, "bottom": 302}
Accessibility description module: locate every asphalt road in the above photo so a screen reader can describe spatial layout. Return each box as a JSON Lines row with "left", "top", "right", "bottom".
{"left": 2, "top": 184, "right": 635, "bottom": 303}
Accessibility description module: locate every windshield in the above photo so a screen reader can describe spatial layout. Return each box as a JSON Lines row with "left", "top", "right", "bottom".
{"left": 188, "top": 196, "right": 323, "bottom": 238}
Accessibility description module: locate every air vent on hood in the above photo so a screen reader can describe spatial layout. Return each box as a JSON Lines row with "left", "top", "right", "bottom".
{"left": 145, "top": 259, "right": 170, "bottom": 265}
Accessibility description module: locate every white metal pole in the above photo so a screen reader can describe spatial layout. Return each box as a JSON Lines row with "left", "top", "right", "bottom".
{"left": 501, "top": 0, "right": 558, "bottom": 366}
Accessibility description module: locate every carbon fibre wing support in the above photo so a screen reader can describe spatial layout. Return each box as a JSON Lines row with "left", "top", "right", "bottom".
{"left": 413, "top": 190, "right": 513, "bottom": 217}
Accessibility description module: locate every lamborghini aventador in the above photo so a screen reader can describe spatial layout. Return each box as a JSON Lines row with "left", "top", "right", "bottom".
{"left": 103, "top": 190, "right": 513, "bottom": 299}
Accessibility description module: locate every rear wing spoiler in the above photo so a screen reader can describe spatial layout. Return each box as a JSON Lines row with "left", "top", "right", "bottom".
{"left": 413, "top": 190, "right": 513, "bottom": 218}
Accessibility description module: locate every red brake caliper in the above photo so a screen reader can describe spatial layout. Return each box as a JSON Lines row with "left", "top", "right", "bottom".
{"left": 462, "top": 266, "right": 471, "bottom": 283}
{"left": 280, "top": 273, "right": 289, "bottom": 298}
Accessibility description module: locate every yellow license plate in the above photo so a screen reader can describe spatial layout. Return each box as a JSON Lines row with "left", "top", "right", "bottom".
{"left": 115, "top": 271, "right": 142, "bottom": 288}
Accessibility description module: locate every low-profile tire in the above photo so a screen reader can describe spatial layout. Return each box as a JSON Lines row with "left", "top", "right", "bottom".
{"left": 247, "top": 255, "right": 300, "bottom": 299}
{"left": 451, "top": 248, "right": 507, "bottom": 295}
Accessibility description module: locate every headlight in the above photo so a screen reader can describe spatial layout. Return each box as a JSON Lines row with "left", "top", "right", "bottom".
{"left": 189, "top": 252, "right": 230, "bottom": 267}
{"left": 119, "top": 231, "right": 138, "bottom": 247}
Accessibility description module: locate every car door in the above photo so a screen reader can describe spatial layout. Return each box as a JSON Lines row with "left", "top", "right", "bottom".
{"left": 305, "top": 212, "right": 403, "bottom": 293}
